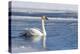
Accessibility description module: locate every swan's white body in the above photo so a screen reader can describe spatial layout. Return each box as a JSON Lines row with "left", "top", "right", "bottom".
{"left": 24, "top": 28, "right": 43, "bottom": 42}
{"left": 22, "top": 16, "right": 47, "bottom": 48}
{"left": 25, "top": 28, "right": 43, "bottom": 36}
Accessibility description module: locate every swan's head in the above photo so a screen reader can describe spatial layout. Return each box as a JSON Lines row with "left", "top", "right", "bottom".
{"left": 41, "top": 16, "right": 48, "bottom": 21}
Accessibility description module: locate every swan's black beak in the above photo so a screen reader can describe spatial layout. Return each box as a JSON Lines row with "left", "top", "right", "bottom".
{"left": 45, "top": 17, "right": 48, "bottom": 20}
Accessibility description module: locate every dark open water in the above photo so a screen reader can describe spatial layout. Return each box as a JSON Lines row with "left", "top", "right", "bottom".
{"left": 11, "top": 17, "right": 78, "bottom": 53}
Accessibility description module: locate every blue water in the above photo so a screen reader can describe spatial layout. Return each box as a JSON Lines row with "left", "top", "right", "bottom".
{"left": 11, "top": 17, "right": 78, "bottom": 53}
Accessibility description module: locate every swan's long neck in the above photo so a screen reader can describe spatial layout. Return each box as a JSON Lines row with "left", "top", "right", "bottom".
{"left": 42, "top": 19, "right": 46, "bottom": 48}
{"left": 42, "top": 19, "right": 46, "bottom": 36}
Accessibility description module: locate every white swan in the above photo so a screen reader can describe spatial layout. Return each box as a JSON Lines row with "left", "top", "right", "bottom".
{"left": 21, "top": 16, "right": 48, "bottom": 48}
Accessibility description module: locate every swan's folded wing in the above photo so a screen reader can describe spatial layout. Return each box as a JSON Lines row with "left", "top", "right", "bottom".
{"left": 29, "top": 28, "right": 43, "bottom": 36}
